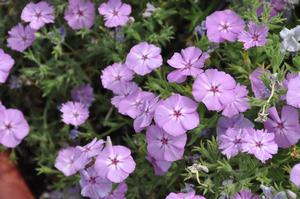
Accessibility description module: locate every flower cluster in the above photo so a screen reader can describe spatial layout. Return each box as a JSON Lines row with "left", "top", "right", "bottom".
{"left": 55, "top": 137, "right": 135, "bottom": 199}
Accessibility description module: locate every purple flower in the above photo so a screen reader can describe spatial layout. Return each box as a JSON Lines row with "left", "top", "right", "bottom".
{"left": 222, "top": 84, "right": 249, "bottom": 118}
{"left": 167, "top": 46, "right": 209, "bottom": 83}
{"left": 146, "top": 125, "right": 187, "bottom": 161}
{"left": 192, "top": 69, "right": 236, "bottom": 111}
{"left": 217, "top": 114, "right": 254, "bottom": 136}
{"left": 111, "top": 82, "right": 139, "bottom": 109}
{"left": 287, "top": 74, "right": 300, "bottom": 108}
{"left": 55, "top": 147, "right": 89, "bottom": 176}
{"left": 98, "top": 0, "right": 132, "bottom": 28}
{"left": 257, "top": 0, "right": 286, "bottom": 18}
{"left": 64, "top": 0, "right": 95, "bottom": 30}
{"left": 79, "top": 166, "right": 112, "bottom": 198}
{"left": 95, "top": 139, "right": 136, "bottom": 183}
{"left": 125, "top": 42, "right": 163, "bottom": 76}
{"left": 118, "top": 90, "right": 155, "bottom": 118}
{"left": 101, "top": 63, "right": 134, "bottom": 91}
{"left": 7, "top": 24, "right": 36, "bottom": 52}
{"left": 134, "top": 96, "right": 159, "bottom": 133}
{"left": 205, "top": 9, "right": 245, "bottom": 43}
{"left": 154, "top": 94, "right": 200, "bottom": 136}
{"left": 231, "top": 190, "right": 259, "bottom": 199}
{"left": 166, "top": 191, "right": 206, "bottom": 199}
{"left": 242, "top": 128, "right": 278, "bottom": 163}
{"left": 218, "top": 128, "right": 244, "bottom": 159}
{"left": 0, "top": 49, "right": 14, "bottom": 84}
{"left": 76, "top": 138, "right": 105, "bottom": 158}
{"left": 249, "top": 67, "right": 270, "bottom": 99}
{"left": 290, "top": 163, "right": 300, "bottom": 187}
{"left": 21, "top": 1, "right": 55, "bottom": 30}
{"left": 264, "top": 106, "right": 300, "bottom": 148}
{"left": 238, "top": 22, "right": 268, "bottom": 50}
{"left": 281, "top": 72, "right": 298, "bottom": 100}
{"left": 102, "top": 182, "right": 128, "bottom": 199}
{"left": 0, "top": 103, "right": 5, "bottom": 111}
{"left": 146, "top": 154, "right": 172, "bottom": 176}
{"left": 0, "top": 108, "right": 30, "bottom": 148}
{"left": 71, "top": 84, "right": 95, "bottom": 108}
{"left": 60, "top": 101, "right": 89, "bottom": 127}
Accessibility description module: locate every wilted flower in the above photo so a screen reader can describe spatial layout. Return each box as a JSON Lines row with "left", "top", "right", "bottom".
{"left": 146, "top": 154, "right": 172, "bottom": 176}
{"left": 280, "top": 25, "right": 300, "bottom": 52}
{"left": 242, "top": 128, "right": 278, "bottom": 163}
{"left": 142, "top": 3, "right": 156, "bottom": 18}
{"left": 166, "top": 191, "right": 206, "bottom": 199}
{"left": 69, "top": 128, "right": 80, "bottom": 139}
{"left": 79, "top": 166, "right": 112, "bottom": 198}
{"left": 205, "top": 9, "right": 245, "bottom": 43}
{"left": 60, "top": 101, "right": 89, "bottom": 127}
{"left": 146, "top": 125, "right": 187, "bottom": 161}
{"left": 249, "top": 67, "right": 271, "bottom": 99}
{"left": 98, "top": 0, "right": 132, "bottom": 28}
{"left": 125, "top": 42, "right": 163, "bottom": 76}
{"left": 167, "top": 46, "right": 209, "bottom": 83}
{"left": 238, "top": 21, "right": 268, "bottom": 49}
{"left": 54, "top": 147, "right": 89, "bottom": 176}
{"left": 101, "top": 63, "right": 134, "bottom": 92}
{"left": 7, "top": 24, "right": 36, "bottom": 52}
{"left": 154, "top": 94, "right": 200, "bottom": 136}
{"left": 71, "top": 84, "right": 95, "bottom": 107}
{"left": 231, "top": 189, "right": 259, "bottom": 199}
{"left": 0, "top": 49, "right": 14, "bottom": 84}
{"left": 257, "top": 0, "right": 286, "bottom": 18}
{"left": 64, "top": 0, "right": 95, "bottom": 30}
{"left": 21, "top": 1, "right": 54, "bottom": 30}
{"left": 95, "top": 137, "right": 136, "bottom": 183}
{"left": 0, "top": 108, "right": 30, "bottom": 148}
{"left": 192, "top": 69, "right": 236, "bottom": 111}
{"left": 264, "top": 106, "right": 300, "bottom": 148}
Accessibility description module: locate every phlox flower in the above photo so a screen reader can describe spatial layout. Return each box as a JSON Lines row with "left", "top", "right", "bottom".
{"left": 111, "top": 81, "right": 139, "bottom": 109}
{"left": 165, "top": 191, "right": 206, "bottom": 199}
{"left": 242, "top": 128, "right": 278, "bottom": 163}
{"left": 98, "top": 0, "right": 132, "bottom": 28}
{"left": 264, "top": 106, "right": 300, "bottom": 148}
{"left": 231, "top": 190, "right": 259, "bottom": 199}
{"left": 238, "top": 21, "right": 268, "bottom": 50}
{"left": 95, "top": 138, "right": 136, "bottom": 183}
{"left": 154, "top": 94, "right": 199, "bottom": 136}
{"left": 64, "top": 0, "right": 95, "bottom": 30}
{"left": 118, "top": 90, "right": 155, "bottom": 118}
{"left": 0, "top": 108, "right": 30, "bottom": 148}
{"left": 71, "top": 84, "right": 95, "bottom": 108}
{"left": 192, "top": 69, "right": 236, "bottom": 112}
{"left": 217, "top": 114, "right": 254, "bottom": 136}
{"left": 222, "top": 84, "right": 249, "bottom": 118}
{"left": 60, "top": 101, "right": 89, "bottom": 127}
{"left": 218, "top": 128, "right": 245, "bottom": 159}
{"left": 290, "top": 163, "right": 300, "bottom": 187}
{"left": 79, "top": 166, "right": 112, "bottom": 198}
{"left": 7, "top": 24, "right": 36, "bottom": 52}
{"left": 167, "top": 46, "right": 209, "bottom": 83}
{"left": 286, "top": 74, "right": 300, "bottom": 108}
{"left": 146, "top": 125, "right": 187, "bottom": 162}
{"left": 55, "top": 147, "right": 89, "bottom": 176}
{"left": 146, "top": 154, "right": 172, "bottom": 176}
{"left": 21, "top": 1, "right": 55, "bottom": 30}
{"left": 76, "top": 138, "right": 105, "bottom": 158}
{"left": 205, "top": 9, "right": 245, "bottom": 43}
{"left": 125, "top": 42, "right": 163, "bottom": 76}
{"left": 102, "top": 182, "right": 128, "bottom": 199}
{"left": 0, "top": 49, "right": 15, "bottom": 84}
{"left": 100, "top": 63, "right": 134, "bottom": 91}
